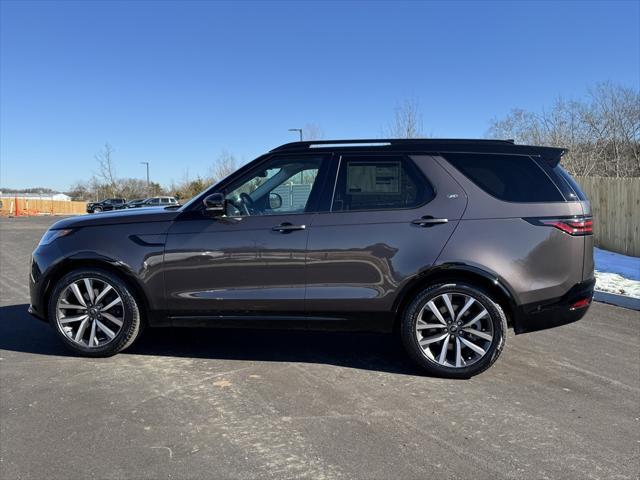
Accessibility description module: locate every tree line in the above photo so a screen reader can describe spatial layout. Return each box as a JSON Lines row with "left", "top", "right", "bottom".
{"left": 64, "top": 82, "right": 638, "bottom": 202}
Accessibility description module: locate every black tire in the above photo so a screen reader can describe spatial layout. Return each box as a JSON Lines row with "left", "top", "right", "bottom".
{"left": 93, "top": 207, "right": 102, "bottom": 213}
{"left": 400, "top": 282, "right": 507, "bottom": 379}
{"left": 48, "top": 268, "right": 142, "bottom": 357}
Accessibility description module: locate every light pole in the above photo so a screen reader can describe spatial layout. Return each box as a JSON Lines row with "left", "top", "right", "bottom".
{"left": 288, "top": 128, "right": 303, "bottom": 142}
{"left": 140, "top": 162, "right": 150, "bottom": 193}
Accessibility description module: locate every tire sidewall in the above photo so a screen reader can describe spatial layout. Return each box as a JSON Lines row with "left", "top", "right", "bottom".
{"left": 401, "top": 283, "right": 507, "bottom": 378}
{"left": 48, "top": 268, "right": 140, "bottom": 357}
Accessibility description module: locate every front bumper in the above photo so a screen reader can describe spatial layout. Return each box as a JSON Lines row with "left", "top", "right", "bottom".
{"left": 513, "top": 278, "right": 596, "bottom": 334}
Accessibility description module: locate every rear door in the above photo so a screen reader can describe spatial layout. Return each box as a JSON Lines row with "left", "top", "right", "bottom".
{"left": 305, "top": 153, "right": 467, "bottom": 319}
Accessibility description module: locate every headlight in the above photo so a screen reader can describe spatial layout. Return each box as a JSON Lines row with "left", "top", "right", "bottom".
{"left": 39, "top": 229, "right": 73, "bottom": 246}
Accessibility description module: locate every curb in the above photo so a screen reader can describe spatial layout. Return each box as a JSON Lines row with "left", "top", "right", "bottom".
{"left": 594, "top": 290, "right": 640, "bottom": 311}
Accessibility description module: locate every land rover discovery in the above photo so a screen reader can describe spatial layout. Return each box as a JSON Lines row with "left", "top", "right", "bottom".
{"left": 29, "top": 139, "right": 594, "bottom": 378}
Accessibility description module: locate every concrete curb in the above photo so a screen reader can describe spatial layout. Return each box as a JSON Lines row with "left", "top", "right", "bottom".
{"left": 594, "top": 290, "right": 640, "bottom": 311}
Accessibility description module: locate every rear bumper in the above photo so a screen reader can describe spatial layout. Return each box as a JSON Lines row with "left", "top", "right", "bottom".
{"left": 513, "top": 278, "right": 595, "bottom": 334}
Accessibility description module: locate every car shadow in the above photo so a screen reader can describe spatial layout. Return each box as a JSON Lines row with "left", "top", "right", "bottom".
{"left": 0, "top": 304, "right": 422, "bottom": 376}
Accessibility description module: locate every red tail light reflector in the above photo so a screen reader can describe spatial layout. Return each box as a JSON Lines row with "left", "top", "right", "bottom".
{"left": 525, "top": 216, "right": 593, "bottom": 236}
{"left": 569, "top": 298, "right": 591, "bottom": 310}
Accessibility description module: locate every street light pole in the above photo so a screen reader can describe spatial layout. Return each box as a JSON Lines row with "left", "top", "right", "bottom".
{"left": 140, "top": 162, "right": 150, "bottom": 193}
{"left": 288, "top": 128, "right": 303, "bottom": 142}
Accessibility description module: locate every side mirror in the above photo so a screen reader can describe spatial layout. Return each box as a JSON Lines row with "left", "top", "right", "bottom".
{"left": 269, "top": 192, "right": 282, "bottom": 210}
{"left": 203, "top": 193, "right": 226, "bottom": 216}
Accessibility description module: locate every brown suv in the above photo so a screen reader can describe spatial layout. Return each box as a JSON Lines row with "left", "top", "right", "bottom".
{"left": 29, "top": 139, "right": 594, "bottom": 378}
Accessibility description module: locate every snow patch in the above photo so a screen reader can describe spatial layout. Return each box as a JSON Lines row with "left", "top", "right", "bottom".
{"left": 594, "top": 247, "right": 640, "bottom": 299}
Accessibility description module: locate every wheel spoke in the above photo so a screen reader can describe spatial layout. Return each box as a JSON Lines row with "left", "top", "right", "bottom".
{"left": 59, "top": 301, "right": 86, "bottom": 310}
{"left": 461, "top": 308, "right": 488, "bottom": 328}
{"left": 59, "top": 314, "right": 88, "bottom": 324}
{"left": 460, "top": 336, "right": 486, "bottom": 356}
{"left": 463, "top": 328, "right": 493, "bottom": 342}
{"left": 94, "top": 284, "right": 113, "bottom": 304}
{"left": 84, "top": 278, "right": 95, "bottom": 303}
{"left": 416, "top": 320, "right": 447, "bottom": 330}
{"left": 74, "top": 318, "right": 89, "bottom": 342}
{"left": 441, "top": 294, "right": 456, "bottom": 322}
{"left": 419, "top": 332, "right": 449, "bottom": 347}
{"left": 95, "top": 320, "right": 116, "bottom": 339}
{"left": 425, "top": 301, "right": 447, "bottom": 325}
{"left": 455, "top": 297, "right": 475, "bottom": 322}
{"left": 69, "top": 283, "right": 87, "bottom": 307}
{"left": 102, "top": 296, "right": 122, "bottom": 312}
{"left": 101, "top": 312, "right": 123, "bottom": 327}
{"left": 455, "top": 337, "right": 463, "bottom": 367}
{"left": 88, "top": 320, "right": 97, "bottom": 347}
{"left": 437, "top": 334, "right": 451, "bottom": 364}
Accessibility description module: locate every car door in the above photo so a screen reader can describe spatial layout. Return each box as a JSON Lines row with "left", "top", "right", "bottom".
{"left": 305, "top": 153, "right": 467, "bottom": 321}
{"left": 164, "top": 153, "right": 333, "bottom": 321}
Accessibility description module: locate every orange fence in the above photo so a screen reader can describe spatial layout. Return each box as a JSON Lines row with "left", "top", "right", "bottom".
{"left": 0, "top": 197, "right": 87, "bottom": 216}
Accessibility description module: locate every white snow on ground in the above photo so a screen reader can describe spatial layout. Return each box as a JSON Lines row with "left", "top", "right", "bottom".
{"left": 594, "top": 247, "right": 640, "bottom": 298}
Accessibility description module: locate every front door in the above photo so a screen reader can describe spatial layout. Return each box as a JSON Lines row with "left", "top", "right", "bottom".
{"left": 164, "top": 153, "right": 332, "bottom": 321}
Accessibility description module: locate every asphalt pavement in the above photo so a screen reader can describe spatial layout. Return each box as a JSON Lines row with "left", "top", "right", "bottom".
{"left": 1, "top": 216, "right": 638, "bottom": 480}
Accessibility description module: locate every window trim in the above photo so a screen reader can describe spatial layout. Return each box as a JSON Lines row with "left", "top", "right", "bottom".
{"left": 328, "top": 153, "right": 436, "bottom": 214}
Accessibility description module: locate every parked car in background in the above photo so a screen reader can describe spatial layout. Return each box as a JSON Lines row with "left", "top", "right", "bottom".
{"left": 124, "top": 199, "right": 146, "bottom": 208}
{"left": 86, "top": 198, "right": 126, "bottom": 213}
{"left": 29, "top": 139, "right": 594, "bottom": 378}
{"left": 138, "top": 196, "right": 179, "bottom": 207}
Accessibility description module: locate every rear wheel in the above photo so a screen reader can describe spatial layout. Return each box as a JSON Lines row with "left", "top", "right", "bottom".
{"left": 48, "top": 268, "right": 142, "bottom": 356}
{"left": 400, "top": 282, "right": 507, "bottom": 378}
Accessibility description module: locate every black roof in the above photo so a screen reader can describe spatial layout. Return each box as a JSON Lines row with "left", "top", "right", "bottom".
{"left": 270, "top": 138, "right": 566, "bottom": 165}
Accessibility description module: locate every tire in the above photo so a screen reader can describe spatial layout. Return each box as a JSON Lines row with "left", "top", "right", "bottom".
{"left": 93, "top": 207, "right": 102, "bottom": 213}
{"left": 48, "top": 268, "right": 143, "bottom": 357}
{"left": 400, "top": 282, "right": 507, "bottom": 379}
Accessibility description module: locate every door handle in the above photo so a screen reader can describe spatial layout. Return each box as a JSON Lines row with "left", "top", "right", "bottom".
{"left": 272, "top": 223, "right": 306, "bottom": 233}
{"left": 411, "top": 216, "right": 449, "bottom": 227}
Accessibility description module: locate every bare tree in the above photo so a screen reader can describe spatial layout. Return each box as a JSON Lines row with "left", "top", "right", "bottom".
{"left": 487, "top": 83, "right": 640, "bottom": 177}
{"left": 386, "top": 98, "right": 424, "bottom": 138}
{"left": 211, "top": 149, "right": 238, "bottom": 182}
{"left": 303, "top": 123, "right": 324, "bottom": 140}
{"left": 94, "top": 143, "right": 117, "bottom": 196}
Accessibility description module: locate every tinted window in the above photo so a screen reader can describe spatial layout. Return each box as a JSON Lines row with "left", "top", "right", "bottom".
{"left": 444, "top": 153, "right": 564, "bottom": 203}
{"left": 554, "top": 165, "right": 587, "bottom": 201}
{"left": 331, "top": 156, "right": 433, "bottom": 212}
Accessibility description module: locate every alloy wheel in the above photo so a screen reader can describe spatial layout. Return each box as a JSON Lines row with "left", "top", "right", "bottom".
{"left": 55, "top": 277, "right": 124, "bottom": 348}
{"left": 415, "top": 292, "right": 494, "bottom": 368}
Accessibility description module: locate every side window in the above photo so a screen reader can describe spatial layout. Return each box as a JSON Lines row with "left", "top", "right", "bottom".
{"left": 160, "top": 198, "right": 169, "bottom": 204}
{"left": 444, "top": 153, "right": 564, "bottom": 203}
{"left": 224, "top": 155, "right": 328, "bottom": 216}
{"left": 331, "top": 156, "right": 433, "bottom": 212}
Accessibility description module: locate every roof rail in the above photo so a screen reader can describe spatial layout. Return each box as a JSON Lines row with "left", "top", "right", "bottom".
{"left": 270, "top": 138, "right": 516, "bottom": 152}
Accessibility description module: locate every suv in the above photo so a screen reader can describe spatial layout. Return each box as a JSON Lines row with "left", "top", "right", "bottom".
{"left": 86, "top": 198, "right": 126, "bottom": 213}
{"left": 29, "top": 139, "right": 594, "bottom": 378}
{"left": 139, "top": 196, "right": 179, "bottom": 207}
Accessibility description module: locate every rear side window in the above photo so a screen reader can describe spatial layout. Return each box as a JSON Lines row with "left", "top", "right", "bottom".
{"left": 331, "top": 155, "right": 434, "bottom": 212}
{"left": 553, "top": 165, "right": 588, "bottom": 201}
{"left": 444, "top": 153, "right": 564, "bottom": 203}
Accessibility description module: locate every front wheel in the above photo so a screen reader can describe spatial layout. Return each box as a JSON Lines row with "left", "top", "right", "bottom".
{"left": 400, "top": 282, "right": 507, "bottom": 378}
{"left": 93, "top": 207, "right": 102, "bottom": 213}
{"left": 48, "top": 268, "right": 143, "bottom": 356}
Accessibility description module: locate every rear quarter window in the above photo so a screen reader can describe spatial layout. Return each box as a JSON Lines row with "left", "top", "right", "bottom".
{"left": 444, "top": 153, "right": 564, "bottom": 203}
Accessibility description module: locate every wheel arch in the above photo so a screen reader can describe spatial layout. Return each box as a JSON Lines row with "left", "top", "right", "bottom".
{"left": 41, "top": 256, "right": 151, "bottom": 325}
{"left": 392, "top": 264, "right": 518, "bottom": 330}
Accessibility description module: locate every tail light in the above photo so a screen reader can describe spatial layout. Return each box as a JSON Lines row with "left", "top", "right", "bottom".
{"left": 525, "top": 216, "right": 593, "bottom": 236}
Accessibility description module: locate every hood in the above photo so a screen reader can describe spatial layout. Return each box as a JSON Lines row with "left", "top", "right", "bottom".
{"left": 51, "top": 207, "right": 182, "bottom": 230}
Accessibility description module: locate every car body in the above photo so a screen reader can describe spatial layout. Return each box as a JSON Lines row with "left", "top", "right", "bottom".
{"left": 29, "top": 139, "right": 594, "bottom": 377}
{"left": 124, "top": 198, "right": 146, "bottom": 208}
{"left": 86, "top": 198, "right": 126, "bottom": 213}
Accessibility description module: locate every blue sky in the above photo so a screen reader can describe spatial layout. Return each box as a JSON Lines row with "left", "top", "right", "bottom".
{"left": 1, "top": 0, "right": 638, "bottom": 191}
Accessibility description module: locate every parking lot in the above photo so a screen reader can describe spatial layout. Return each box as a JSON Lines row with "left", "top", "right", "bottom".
{"left": 0, "top": 215, "right": 638, "bottom": 480}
